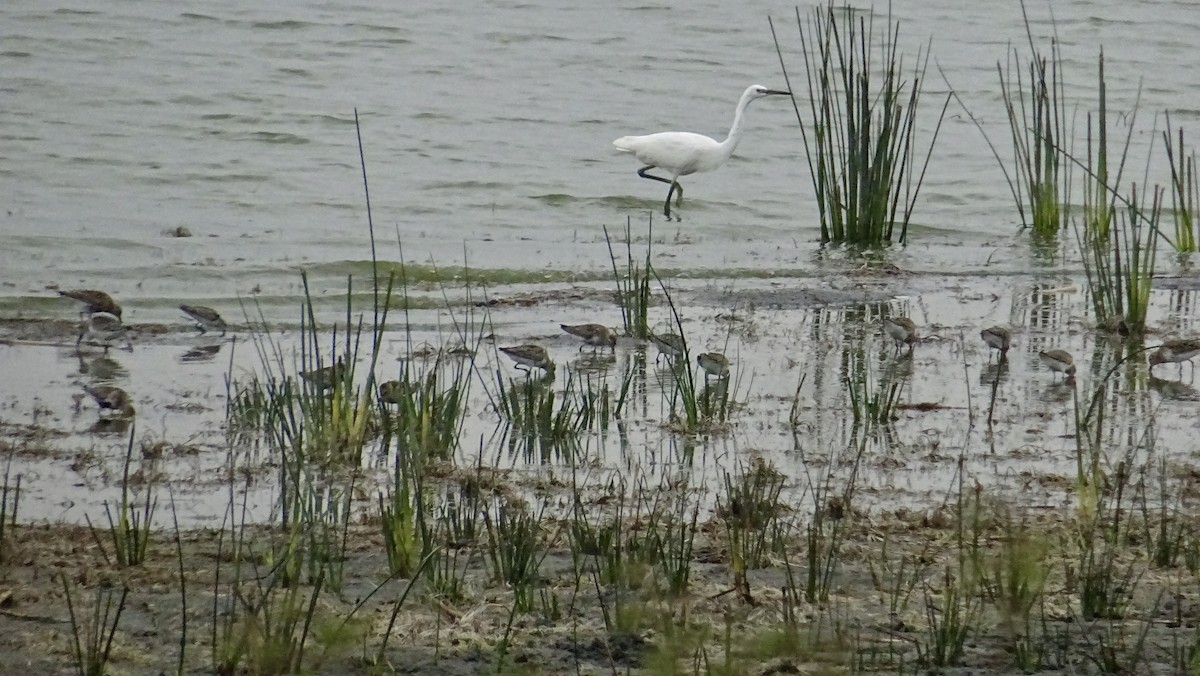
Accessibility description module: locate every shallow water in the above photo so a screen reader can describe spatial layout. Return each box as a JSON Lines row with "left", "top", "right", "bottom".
{"left": 4, "top": 1, "right": 1200, "bottom": 524}
{"left": 5, "top": 0, "right": 1200, "bottom": 321}
{"left": 3, "top": 259, "right": 1200, "bottom": 525}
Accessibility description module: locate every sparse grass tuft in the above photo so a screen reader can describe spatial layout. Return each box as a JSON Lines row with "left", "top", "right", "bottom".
{"left": 720, "top": 458, "right": 787, "bottom": 598}
{"left": 63, "top": 577, "right": 128, "bottom": 676}
{"left": 86, "top": 427, "right": 154, "bottom": 567}
{"left": 1071, "top": 52, "right": 1157, "bottom": 336}
{"left": 483, "top": 497, "right": 553, "bottom": 613}
{"left": 1163, "top": 114, "right": 1199, "bottom": 252}
{"left": 606, "top": 218, "right": 652, "bottom": 339}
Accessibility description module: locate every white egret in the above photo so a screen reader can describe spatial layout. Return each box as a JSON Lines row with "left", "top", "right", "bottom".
{"left": 613, "top": 84, "right": 790, "bottom": 220}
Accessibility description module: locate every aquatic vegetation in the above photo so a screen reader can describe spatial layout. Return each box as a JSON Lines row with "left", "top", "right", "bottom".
{"left": 86, "top": 428, "right": 154, "bottom": 568}
{"left": 1163, "top": 115, "right": 1199, "bottom": 252}
{"left": 720, "top": 458, "right": 787, "bottom": 597}
{"left": 772, "top": 2, "right": 949, "bottom": 245}
{"left": 606, "top": 218, "right": 652, "bottom": 339}
{"left": 952, "top": 1, "right": 1071, "bottom": 239}
{"left": 1077, "top": 185, "right": 1161, "bottom": 337}
{"left": 1064, "top": 52, "right": 1159, "bottom": 336}
{"left": 62, "top": 577, "right": 128, "bottom": 676}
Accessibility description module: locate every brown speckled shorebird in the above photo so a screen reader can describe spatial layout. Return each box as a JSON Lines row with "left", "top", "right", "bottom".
{"left": 1039, "top": 349, "right": 1076, "bottom": 381}
{"left": 378, "top": 379, "right": 404, "bottom": 405}
{"left": 883, "top": 316, "right": 918, "bottom": 353}
{"left": 1149, "top": 338, "right": 1200, "bottom": 378}
{"left": 981, "top": 325, "right": 1012, "bottom": 362}
{"left": 77, "top": 311, "right": 131, "bottom": 352}
{"left": 696, "top": 352, "right": 730, "bottom": 379}
{"left": 84, "top": 385, "right": 135, "bottom": 418}
{"left": 59, "top": 289, "right": 122, "bottom": 319}
{"left": 500, "top": 344, "right": 554, "bottom": 374}
{"left": 560, "top": 323, "right": 617, "bottom": 351}
{"left": 300, "top": 358, "right": 347, "bottom": 390}
{"left": 180, "top": 304, "right": 227, "bottom": 335}
{"left": 649, "top": 332, "right": 685, "bottom": 362}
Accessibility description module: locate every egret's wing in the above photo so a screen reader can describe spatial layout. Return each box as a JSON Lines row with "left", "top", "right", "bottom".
{"left": 612, "top": 131, "right": 718, "bottom": 174}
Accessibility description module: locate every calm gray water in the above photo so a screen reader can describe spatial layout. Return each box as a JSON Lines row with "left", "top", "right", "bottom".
{"left": 4, "top": 0, "right": 1200, "bottom": 324}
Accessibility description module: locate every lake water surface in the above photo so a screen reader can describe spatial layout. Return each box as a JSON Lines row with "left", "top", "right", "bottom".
{"left": 5, "top": 0, "right": 1200, "bottom": 322}
{"left": 3, "top": 0, "right": 1200, "bottom": 524}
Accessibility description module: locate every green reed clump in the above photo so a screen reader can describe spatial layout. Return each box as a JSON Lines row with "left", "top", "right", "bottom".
{"left": 845, "top": 339, "right": 905, "bottom": 425}
{"left": 63, "top": 578, "right": 128, "bottom": 676}
{"left": 976, "top": 508, "right": 1049, "bottom": 671}
{"left": 86, "top": 428, "right": 154, "bottom": 567}
{"left": 999, "top": 5, "right": 1070, "bottom": 237}
{"left": 1071, "top": 382, "right": 1146, "bottom": 622}
{"left": 378, "top": 456, "right": 428, "bottom": 579}
{"left": 653, "top": 279, "right": 739, "bottom": 434}
{"left": 496, "top": 369, "right": 603, "bottom": 444}
{"left": 1082, "top": 52, "right": 1122, "bottom": 239}
{"left": 720, "top": 458, "right": 787, "bottom": 597}
{"left": 594, "top": 476, "right": 698, "bottom": 599}
{"left": 380, "top": 358, "right": 470, "bottom": 462}
{"left": 772, "top": 3, "right": 948, "bottom": 245}
{"left": 1163, "top": 115, "right": 1199, "bottom": 252}
{"left": 229, "top": 272, "right": 401, "bottom": 592}
{"left": 213, "top": 569, "right": 328, "bottom": 675}
{"left": 917, "top": 566, "right": 982, "bottom": 669}
{"left": 606, "top": 218, "right": 652, "bottom": 339}
{"left": 225, "top": 376, "right": 276, "bottom": 438}
{"left": 568, "top": 496, "right": 627, "bottom": 587}
{"left": 483, "top": 497, "right": 551, "bottom": 613}
{"left": 1136, "top": 458, "right": 1191, "bottom": 569}
{"left": 948, "top": 1, "right": 1071, "bottom": 240}
{"left": 210, "top": 471, "right": 369, "bottom": 675}
{"left": 427, "top": 480, "right": 483, "bottom": 602}
{"left": 801, "top": 436, "right": 865, "bottom": 604}
{"left": 1067, "top": 50, "right": 1160, "bottom": 335}
{"left": 1078, "top": 185, "right": 1161, "bottom": 337}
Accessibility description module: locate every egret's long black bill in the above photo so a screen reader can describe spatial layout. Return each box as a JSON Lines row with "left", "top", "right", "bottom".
{"left": 766, "top": 89, "right": 791, "bottom": 96}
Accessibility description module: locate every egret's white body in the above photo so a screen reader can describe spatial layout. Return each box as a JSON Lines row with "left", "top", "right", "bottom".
{"left": 613, "top": 84, "right": 790, "bottom": 219}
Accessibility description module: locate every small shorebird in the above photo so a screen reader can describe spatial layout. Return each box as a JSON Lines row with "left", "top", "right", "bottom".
{"left": 883, "top": 317, "right": 918, "bottom": 353}
{"left": 649, "top": 332, "right": 685, "bottom": 362}
{"left": 1149, "top": 338, "right": 1200, "bottom": 377}
{"left": 300, "top": 358, "right": 347, "bottom": 390}
{"left": 60, "top": 289, "right": 122, "bottom": 319}
{"left": 500, "top": 344, "right": 554, "bottom": 373}
{"left": 180, "top": 304, "right": 227, "bottom": 335}
{"left": 980, "top": 325, "right": 1012, "bottom": 362}
{"left": 561, "top": 324, "right": 617, "bottom": 351}
{"left": 1039, "top": 349, "right": 1076, "bottom": 380}
{"left": 77, "top": 311, "right": 131, "bottom": 351}
{"left": 84, "top": 385, "right": 135, "bottom": 418}
{"left": 378, "top": 379, "right": 404, "bottom": 404}
{"left": 697, "top": 352, "right": 730, "bottom": 378}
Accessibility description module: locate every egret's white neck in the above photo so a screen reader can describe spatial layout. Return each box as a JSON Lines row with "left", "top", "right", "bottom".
{"left": 717, "top": 89, "right": 758, "bottom": 160}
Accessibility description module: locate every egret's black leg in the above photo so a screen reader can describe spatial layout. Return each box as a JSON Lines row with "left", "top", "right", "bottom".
{"left": 637, "top": 166, "right": 672, "bottom": 185}
{"left": 663, "top": 182, "right": 676, "bottom": 219}
{"left": 673, "top": 181, "right": 683, "bottom": 207}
